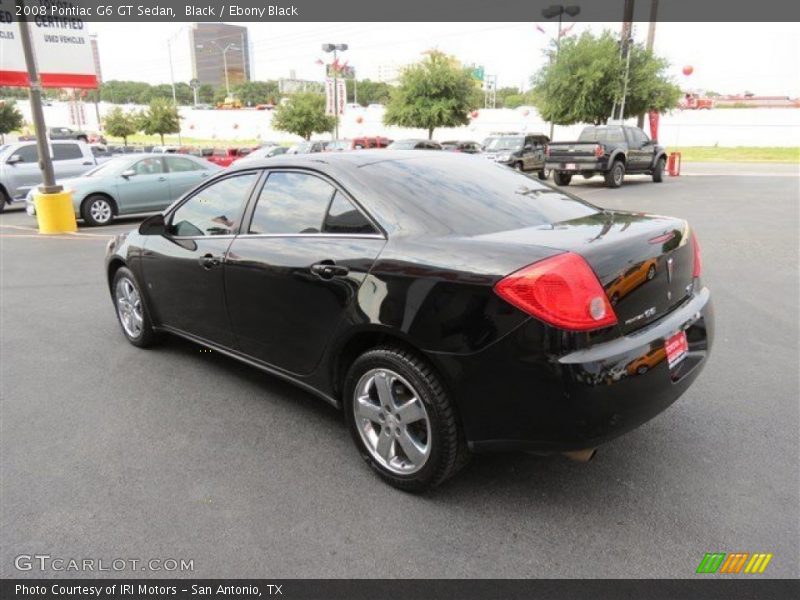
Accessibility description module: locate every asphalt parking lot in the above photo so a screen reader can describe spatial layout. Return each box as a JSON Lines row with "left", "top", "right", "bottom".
{"left": 1, "top": 162, "right": 798, "bottom": 578}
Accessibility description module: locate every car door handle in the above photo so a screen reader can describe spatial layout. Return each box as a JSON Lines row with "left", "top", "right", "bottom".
{"left": 158, "top": 176, "right": 167, "bottom": 182}
{"left": 311, "top": 262, "right": 349, "bottom": 280}
{"left": 199, "top": 254, "right": 222, "bottom": 269}
{"left": 82, "top": 161, "right": 94, "bottom": 165}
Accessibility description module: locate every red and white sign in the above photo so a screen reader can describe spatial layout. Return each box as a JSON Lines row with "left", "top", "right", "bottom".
{"left": 0, "top": 4, "right": 98, "bottom": 89}
{"left": 325, "top": 78, "right": 347, "bottom": 115}
{"left": 665, "top": 330, "right": 689, "bottom": 369}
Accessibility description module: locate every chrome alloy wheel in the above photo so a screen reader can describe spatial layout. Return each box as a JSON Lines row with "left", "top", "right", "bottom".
{"left": 115, "top": 277, "right": 144, "bottom": 338}
{"left": 90, "top": 198, "right": 112, "bottom": 224}
{"left": 354, "top": 368, "right": 432, "bottom": 475}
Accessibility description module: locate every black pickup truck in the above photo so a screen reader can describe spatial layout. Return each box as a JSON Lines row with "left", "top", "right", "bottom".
{"left": 545, "top": 125, "right": 667, "bottom": 188}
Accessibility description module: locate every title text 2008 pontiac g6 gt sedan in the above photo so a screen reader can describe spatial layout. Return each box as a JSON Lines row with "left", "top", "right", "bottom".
{"left": 105, "top": 151, "right": 713, "bottom": 491}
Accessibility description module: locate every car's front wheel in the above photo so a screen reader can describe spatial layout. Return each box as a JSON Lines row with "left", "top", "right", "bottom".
{"left": 112, "top": 267, "right": 160, "bottom": 347}
{"left": 81, "top": 194, "right": 115, "bottom": 226}
{"left": 344, "top": 346, "right": 469, "bottom": 491}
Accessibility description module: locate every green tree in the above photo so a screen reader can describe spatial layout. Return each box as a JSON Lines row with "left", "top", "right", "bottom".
{"left": 231, "top": 81, "right": 280, "bottom": 106}
{"left": 197, "top": 84, "right": 216, "bottom": 104}
{"left": 0, "top": 100, "right": 24, "bottom": 142}
{"left": 103, "top": 106, "right": 139, "bottom": 146}
{"left": 353, "top": 79, "right": 392, "bottom": 106}
{"left": 272, "top": 92, "right": 335, "bottom": 141}
{"left": 139, "top": 98, "right": 180, "bottom": 145}
{"left": 531, "top": 30, "right": 681, "bottom": 125}
{"left": 383, "top": 50, "right": 480, "bottom": 139}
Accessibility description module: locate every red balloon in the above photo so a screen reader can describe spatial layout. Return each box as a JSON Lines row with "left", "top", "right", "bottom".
{"left": 682, "top": 65, "right": 694, "bottom": 76}
{"left": 356, "top": 116, "right": 363, "bottom": 124}
{"left": 470, "top": 110, "right": 479, "bottom": 119}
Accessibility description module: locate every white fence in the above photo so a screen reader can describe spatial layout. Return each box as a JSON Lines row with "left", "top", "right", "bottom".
{"left": 13, "top": 101, "right": 800, "bottom": 147}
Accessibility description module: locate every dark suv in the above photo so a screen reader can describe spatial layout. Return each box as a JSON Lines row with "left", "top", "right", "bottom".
{"left": 482, "top": 133, "right": 550, "bottom": 179}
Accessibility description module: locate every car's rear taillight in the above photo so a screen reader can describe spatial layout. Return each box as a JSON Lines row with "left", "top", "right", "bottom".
{"left": 594, "top": 144, "right": 604, "bottom": 158}
{"left": 494, "top": 252, "right": 618, "bottom": 331}
{"left": 545, "top": 144, "right": 550, "bottom": 157}
{"left": 691, "top": 232, "right": 702, "bottom": 278}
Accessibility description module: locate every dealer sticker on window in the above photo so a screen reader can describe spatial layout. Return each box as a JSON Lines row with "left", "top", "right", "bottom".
{"left": 665, "top": 330, "right": 689, "bottom": 369}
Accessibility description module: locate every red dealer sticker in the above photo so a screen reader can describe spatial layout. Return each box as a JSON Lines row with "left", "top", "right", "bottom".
{"left": 665, "top": 330, "right": 689, "bottom": 369}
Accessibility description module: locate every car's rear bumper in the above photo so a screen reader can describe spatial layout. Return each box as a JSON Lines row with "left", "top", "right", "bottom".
{"left": 428, "top": 287, "right": 714, "bottom": 453}
{"left": 546, "top": 160, "right": 606, "bottom": 172}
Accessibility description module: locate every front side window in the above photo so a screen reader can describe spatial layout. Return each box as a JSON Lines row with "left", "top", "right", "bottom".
{"left": 11, "top": 144, "right": 38, "bottom": 163}
{"left": 171, "top": 173, "right": 258, "bottom": 237}
{"left": 132, "top": 157, "right": 164, "bottom": 175}
{"left": 249, "top": 172, "right": 335, "bottom": 234}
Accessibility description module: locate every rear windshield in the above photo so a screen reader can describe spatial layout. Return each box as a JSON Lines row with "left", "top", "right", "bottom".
{"left": 578, "top": 127, "right": 625, "bottom": 143}
{"left": 362, "top": 157, "right": 599, "bottom": 236}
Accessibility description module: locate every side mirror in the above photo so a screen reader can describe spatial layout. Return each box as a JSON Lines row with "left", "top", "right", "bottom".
{"left": 7, "top": 154, "right": 23, "bottom": 165}
{"left": 138, "top": 213, "right": 166, "bottom": 236}
{"left": 121, "top": 169, "right": 136, "bottom": 178}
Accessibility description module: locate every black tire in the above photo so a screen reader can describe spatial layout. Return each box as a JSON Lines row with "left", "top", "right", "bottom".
{"left": 111, "top": 267, "right": 160, "bottom": 348}
{"left": 610, "top": 293, "right": 620, "bottom": 306}
{"left": 537, "top": 168, "right": 550, "bottom": 180}
{"left": 81, "top": 194, "right": 115, "bottom": 226}
{"left": 514, "top": 162, "right": 524, "bottom": 172}
{"left": 647, "top": 264, "right": 656, "bottom": 280}
{"left": 0, "top": 187, "right": 8, "bottom": 214}
{"left": 344, "top": 345, "right": 470, "bottom": 492}
{"left": 652, "top": 156, "right": 666, "bottom": 183}
{"left": 604, "top": 160, "right": 625, "bottom": 188}
{"left": 553, "top": 171, "right": 572, "bottom": 186}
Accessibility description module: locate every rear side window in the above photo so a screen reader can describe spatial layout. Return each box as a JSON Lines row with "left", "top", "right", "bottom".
{"left": 166, "top": 156, "right": 203, "bottom": 172}
{"left": 323, "top": 192, "right": 376, "bottom": 235}
{"left": 249, "top": 172, "right": 335, "bottom": 234}
{"left": 171, "top": 173, "right": 258, "bottom": 237}
{"left": 52, "top": 144, "right": 83, "bottom": 160}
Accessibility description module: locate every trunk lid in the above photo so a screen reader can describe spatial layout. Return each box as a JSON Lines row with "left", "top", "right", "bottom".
{"left": 475, "top": 210, "right": 696, "bottom": 334}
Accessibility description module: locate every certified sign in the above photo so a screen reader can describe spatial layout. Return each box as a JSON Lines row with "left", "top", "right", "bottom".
{"left": 0, "top": 0, "right": 98, "bottom": 88}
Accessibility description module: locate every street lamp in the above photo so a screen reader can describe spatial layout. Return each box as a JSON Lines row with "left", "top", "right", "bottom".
{"left": 322, "top": 43, "right": 348, "bottom": 141}
{"left": 541, "top": 4, "right": 581, "bottom": 139}
{"left": 199, "top": 41, "right": 240, "bottom": 97}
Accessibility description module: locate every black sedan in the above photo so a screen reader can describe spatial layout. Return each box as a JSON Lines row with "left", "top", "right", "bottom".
{"left": 105, "top": 151, "right": 713, "bottom": 491}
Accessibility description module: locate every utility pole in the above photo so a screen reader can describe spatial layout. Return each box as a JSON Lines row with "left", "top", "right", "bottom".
{"left": 18, "top": 17, "right": 57, "bottom": 192}
{"left": 616, "top": 0, "right": 636, "bottom": 121}
{"left": 18, "top": 7, "right": 77, "bottom": 233}
{"left": 638, "top": 0, "right": 659, "bottom": 128}
{"left": 322, "top": 43, "right": 348, "bottom": 141}
{"left": 541, "top": 5, "right": 581, "bottom": 139}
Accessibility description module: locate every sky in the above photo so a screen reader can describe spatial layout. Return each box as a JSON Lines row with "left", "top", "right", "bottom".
{"left": 90, "top": 22, "right": 800, "bottom": 96}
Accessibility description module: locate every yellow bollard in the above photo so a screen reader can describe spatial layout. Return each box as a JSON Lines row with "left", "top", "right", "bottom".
{"left": 33, "top": 189, "right": 77, "bottom": 234}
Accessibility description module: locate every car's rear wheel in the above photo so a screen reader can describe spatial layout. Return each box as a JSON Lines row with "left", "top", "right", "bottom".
{"left": 514, "top": 162, "right": 524, "bottom": 172}
{"left": 81, "top": 194, "right": 114, "bottom": 226}
{"left": 605, "top": 160, "right": 625, "bottom": 188}
{"left": 652, "top": 156, "right": 666, "bottom": 182}
{"left": 344, "top": 346, "right": 469, "bottom": 491}
{"left": 553, "top": 171, "right": 572, "bottom": 186}
{"left": 112, "top": 267, "right": 159, "bottom": 348}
